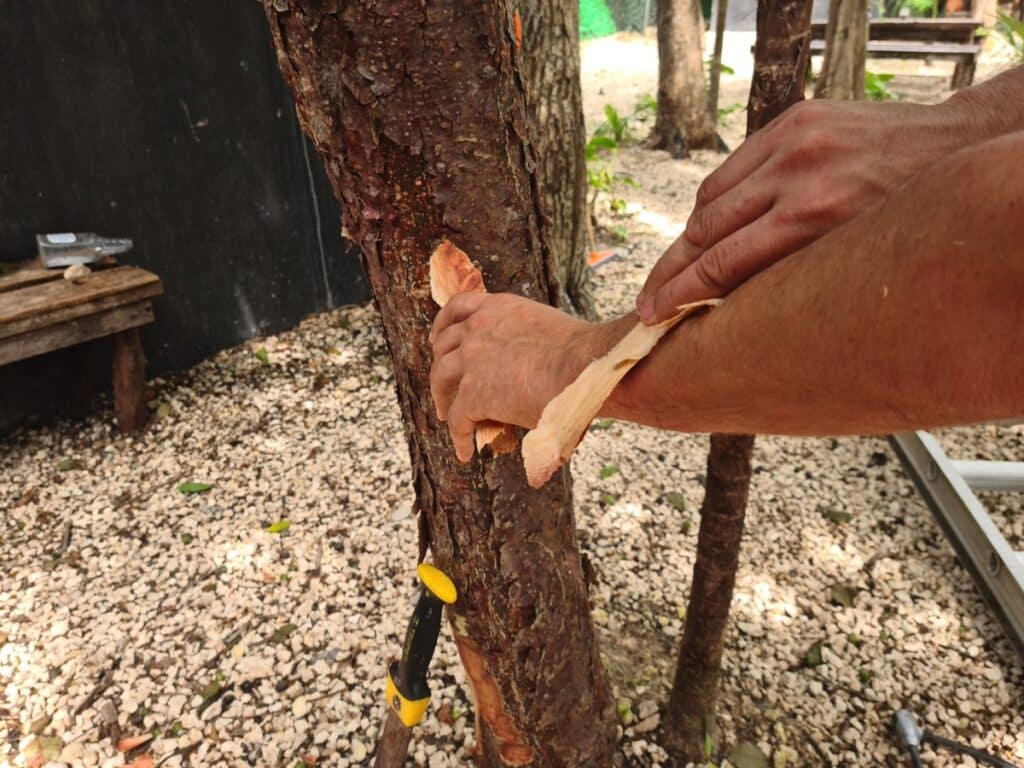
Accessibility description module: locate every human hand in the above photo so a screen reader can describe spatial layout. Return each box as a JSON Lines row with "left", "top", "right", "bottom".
{"left": 636, "top": 98, "right": 970, "bottom": 324}
{"left": 429, "top": 293, "right": 617, "bottom": 462}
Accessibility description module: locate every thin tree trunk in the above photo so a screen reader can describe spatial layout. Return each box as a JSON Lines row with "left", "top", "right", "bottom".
{"left": 651, "top": 0, "right": 717, "bottom": 157}
{"left": 814, "top": 0, "right": 868, "bottom": 100}
{"left": 707, "top": 0, "right": 730, "bottom": 119}
{"left": 662, "top": 0, "right": 813, "bottom": 760}
{"left": 261, "top": 3, "right": 616, "bottom": 765}
{"left": 520, "top": 0, "right": 595, "bottom": 318}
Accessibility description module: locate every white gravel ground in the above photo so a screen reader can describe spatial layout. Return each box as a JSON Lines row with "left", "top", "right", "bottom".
{"left": 3, "top": 32, "right": 1023, "bottom": 768}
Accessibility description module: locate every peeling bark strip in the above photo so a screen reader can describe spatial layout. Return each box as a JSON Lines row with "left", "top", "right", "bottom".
{"left": 664, "top": 0, "right": 813, "bottom": 760}
{"left": 261, "top": 2, "right": 615, "bottom": 765}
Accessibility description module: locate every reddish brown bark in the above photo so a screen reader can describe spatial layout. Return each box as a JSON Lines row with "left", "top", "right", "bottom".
{"left": 652, "top": 0, "right": 717, "bottom": 157}
{"left": 261, "top": 2, "right": 615, "bottom": 765}
{"left": 663, "top": 0, "right": 813, "bottom": 760}
{"left": 520, "top": 0, "right": 594, "bottom": 317}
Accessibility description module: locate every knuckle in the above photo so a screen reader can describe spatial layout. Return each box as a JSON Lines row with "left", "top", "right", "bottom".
{"left": 687, "top": 205, "right": 715, "bottom": 247}
{"left": 694, "top": 248, "right": 732, "bottom": 293}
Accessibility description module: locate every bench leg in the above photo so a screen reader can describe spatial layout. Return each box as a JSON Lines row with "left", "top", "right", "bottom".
{"left": 112, "top": 328, "right": 149, "bottom": 433}
{"left": 952, "top": 58, "right": 976, "bottom": 89}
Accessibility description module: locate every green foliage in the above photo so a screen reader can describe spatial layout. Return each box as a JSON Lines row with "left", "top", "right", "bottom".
{"left": 266, "top": 519, "right": 292, "bottom": 533}
{"left": 905, "top": 0, "right": 939, "bottom": 16}
{"left": 599, "top": 464, "right": 619, "bottom": 479}
{"left": 704, "top": 57, "right": 736, "bottom": 75}
{"left": 997, "top": 11, "right": 1024, "bottom": 63}
{"left": 864, "top": 71, "right": 896, "bottom": 101}
{"left": 585, "top": 135, "right": 617, "bottom": 160}
{"left": 597, "top": 104, "right": 629, "bottom": 143}
{"left": 717, "top": 102, "right": 743, "bottom": 123}
{"left": 178, "top": 481, "right": 213, "bottom": 494}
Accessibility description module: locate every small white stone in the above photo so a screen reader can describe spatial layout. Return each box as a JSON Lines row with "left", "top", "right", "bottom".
{"left": 292, "top": 697, "right": 310, "bottom": 718}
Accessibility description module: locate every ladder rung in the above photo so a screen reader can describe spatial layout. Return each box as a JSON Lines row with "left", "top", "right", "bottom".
{"left": 950, "top": 460, "right": 1024, "bottom": 492}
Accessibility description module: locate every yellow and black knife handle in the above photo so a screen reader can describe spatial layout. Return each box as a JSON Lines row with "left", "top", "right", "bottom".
{"left": 385, "top": 563, "right": 457, "bottom": 727}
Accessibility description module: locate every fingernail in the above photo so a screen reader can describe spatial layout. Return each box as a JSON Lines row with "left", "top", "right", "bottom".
{"left": 638, "top": 297, "right": 655, "bottom": 324}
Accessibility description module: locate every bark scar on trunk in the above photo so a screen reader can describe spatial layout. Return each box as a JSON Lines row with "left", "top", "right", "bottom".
{"left": 451, "top": 627, "right": 535, "bottom": 766}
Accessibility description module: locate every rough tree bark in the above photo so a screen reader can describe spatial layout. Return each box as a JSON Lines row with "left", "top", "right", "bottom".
{"left": 520, "top": 0, "right": 595, "bottom": 318}
{"left": 707, "top": 0, "right": 730, "bottom": 119}
{"left": 814, "top": 0, "right": 868, "bottom": 100}
{"left": 651, "top": 0, "right": 718, "bottom": 157}
{"left": 662, "top": 0, "right": 813, "bottom": 760}
{"left": 262, "top": 2, "right": 616, "bottom": 765}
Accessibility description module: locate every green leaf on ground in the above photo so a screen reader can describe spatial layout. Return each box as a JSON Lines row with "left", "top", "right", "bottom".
{"left": 704, "top": 730, "right": 714, "bottom": 759}
{"left": 726, "top": 741, "right": 769, "bottom": 768}
{"left": 271, "top": 623, "right": 298, "bottom": 644}
{"left": 178, "top": 482, "right": 213, "bottom": 495}
{"left": 858, "top": 668, "right": 873, "bottom": 684}
{"left": 665, "top": 491, "right": 686, "bottom": 511}
{"left": 200, "top": 679, "right": 222, "bottom": 701}
{"left": 255, "top": 346, "right": 270, "bottom": 365}
{"left": 847, "top": 633, "right": 862, "bottom": 647}
{"left": 681, "top": 520, "right": 693, "bottom": 534}
{"left": 599, "top": 464, "right": 619, "bottom": 479}
{"left": 616, "top": 700, "right": 634, "bottom": 725}
{"left": 169, "top": 721, "right": 184, "bottom": 737}
{"left": 804, "top": 640, "right": 824, "bottom": 668}
{"left": 825, "top": 509, "right": 853, "bottom": 524}
{"left": 829, "top": 583, "right": 856, "bottom": 608}
{"left": 266, "top": 519, "right": 291, "bottom": 534}
{"left": 602, "top": 493, "right": 617, "bottom": 506}
{"left": 58, "top": 458, "right": 83, "bottom": 471}
{"left": 590, "top": 418, "right": 616, "bottom": 431}
{"left": 181, "top": 533, "right": 194, "bottom": 545}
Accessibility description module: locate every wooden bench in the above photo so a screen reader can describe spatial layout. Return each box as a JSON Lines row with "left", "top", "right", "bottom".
{"left": 809, "top": 17, "right": 983, "bottom": 89}
{"left": 0, "top": 260, "right": 163, "bottom": 432}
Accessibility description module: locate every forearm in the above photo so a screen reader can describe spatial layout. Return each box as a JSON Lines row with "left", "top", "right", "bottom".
{"left": 945, "top": 65, "right": 1024, "bottom": 141}
{"left": 602, "top": 132, "right": 1024, "bottom": 435}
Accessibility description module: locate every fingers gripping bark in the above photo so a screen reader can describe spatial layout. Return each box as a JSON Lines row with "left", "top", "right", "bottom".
{"left": 429, "top": 241, "right": 518, "bottom": 457}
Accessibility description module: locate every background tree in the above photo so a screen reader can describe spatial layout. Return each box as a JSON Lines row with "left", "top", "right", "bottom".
{"left": 650, "top": 0, "right": 718, "bottom": 157}
{"left": 661, "top": 0, "right": 814, "bottom": 760}
{"left": 815, "top": 0, "right": 868, "bottom": 100}
{"left": 261, "top": 2, "right": 616, "bottom": 765}
{"left": 707, "top": 0, "right": 730, "bottom": 119}
{"left": 520, "top": 0, "right": 595, "bottom": 317}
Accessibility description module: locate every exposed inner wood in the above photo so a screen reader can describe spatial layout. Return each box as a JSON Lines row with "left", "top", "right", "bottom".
{"left": 522, "top": 298, "right": 721, "bottom": 488}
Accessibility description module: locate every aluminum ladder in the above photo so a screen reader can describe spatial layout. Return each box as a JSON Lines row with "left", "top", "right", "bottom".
{"left": 890, "top": 431, "right": 1024, "bottom": 659}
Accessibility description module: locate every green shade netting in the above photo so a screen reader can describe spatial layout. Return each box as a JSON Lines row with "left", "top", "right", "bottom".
{"left": 580, "top": 0, "right": 617, "bottom": 39}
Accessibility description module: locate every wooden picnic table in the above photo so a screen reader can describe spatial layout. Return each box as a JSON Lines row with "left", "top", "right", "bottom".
{"left": 0, "top": 259, "right": 163, "bottom": 432}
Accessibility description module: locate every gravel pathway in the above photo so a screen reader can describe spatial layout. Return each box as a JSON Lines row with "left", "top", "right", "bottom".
{"left": 3, "top": 34, "right": 1022, "bottom": 768}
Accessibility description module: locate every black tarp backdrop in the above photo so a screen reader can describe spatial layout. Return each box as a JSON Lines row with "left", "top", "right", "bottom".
{"left": 0, "top": 1, "right": 370, "bottom": 430}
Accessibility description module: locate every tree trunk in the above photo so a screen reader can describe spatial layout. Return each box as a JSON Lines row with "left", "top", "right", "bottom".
{"left": 662, "top": 0, "right": 813, "bottom": 760}
{"left": 261, "top": 3, "right": 616, "bottom": 766}
{"left": 520, "top": 0, "right": 595, "bottom": 318}
{"left": 814, "top": 0, "right": 868, "bottom": 100}
{"left": 707, "top": 0, "right": 730, "bottom": 118}
{"left": 651, "top": 0, "right": 717, "bottom": 157}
